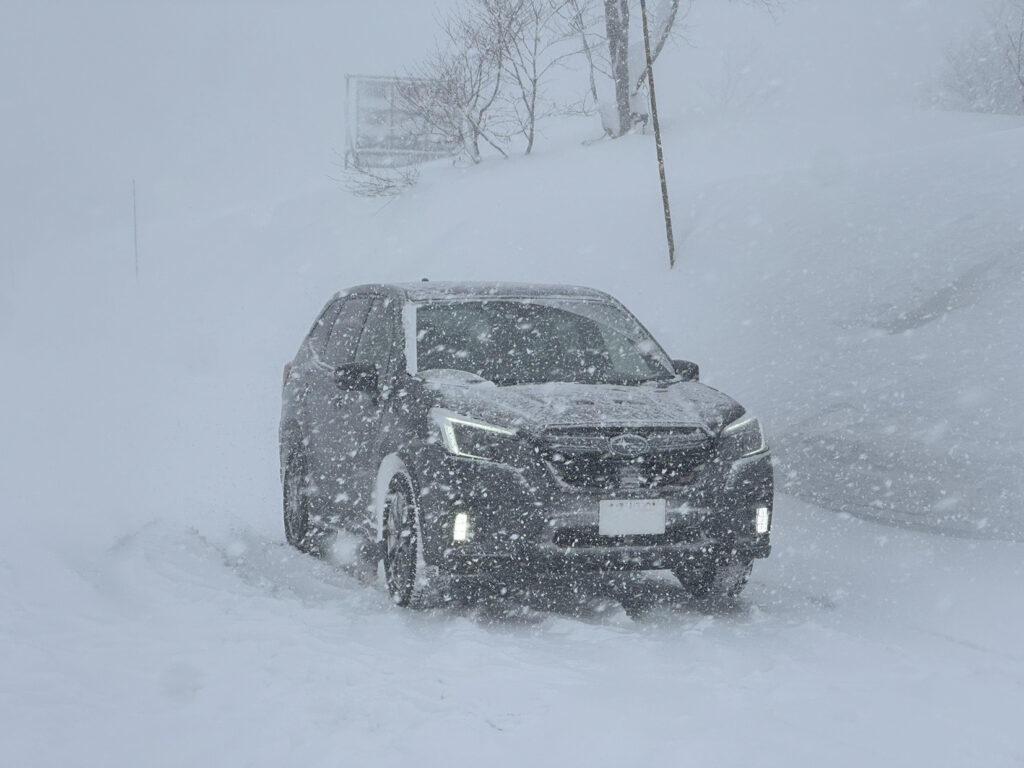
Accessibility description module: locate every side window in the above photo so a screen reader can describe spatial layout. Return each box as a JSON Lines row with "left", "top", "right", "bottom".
{"left": 306, "top": 301, "right": 343, "bottom": 358}
{"left": 356, "top": 297, "right": 400, "bottom": 373}
{"left": 323, "top": 296, "right": 372, "bottom": 367}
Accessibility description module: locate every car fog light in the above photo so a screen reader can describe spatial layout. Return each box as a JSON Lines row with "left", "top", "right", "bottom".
{"left": 453, "top": 513, "right": 470, "bottom": 542}
{"left": 755, "top": 506, "right": 770, "bottom": 535}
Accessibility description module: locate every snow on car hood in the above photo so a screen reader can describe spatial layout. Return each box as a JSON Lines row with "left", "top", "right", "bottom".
{"left": 419, "top": 369, "right": 743, "bottom": 435}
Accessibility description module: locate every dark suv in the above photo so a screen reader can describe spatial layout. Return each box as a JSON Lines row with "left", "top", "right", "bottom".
{"left": 280, "top": 283, "right": 772, "bottom": 606}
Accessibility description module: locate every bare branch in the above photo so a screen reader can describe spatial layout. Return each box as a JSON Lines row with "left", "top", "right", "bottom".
{"left": 633, "top": 0, "right": 692, "bottom": 91}
{"left": 335, "top": 151, "right": 420, "bottom": 197}
{"left": 1005, "top": 11, "right": 1024, "bottom": 94}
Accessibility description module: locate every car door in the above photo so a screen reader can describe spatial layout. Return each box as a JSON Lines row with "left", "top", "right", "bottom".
{"left": 281, "top": 298, "right": 343, "bottom": 456}
{"left": 340, "top": 295, "right": 404, "bottom": 524}
{"left": 305, "top": 294, "right": 373, "bottom": 527}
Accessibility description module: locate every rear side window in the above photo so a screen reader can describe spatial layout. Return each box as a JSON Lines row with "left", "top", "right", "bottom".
{"left": 306, "top": 301, "right": 343, "bottom": 356}
{"left": 356, "top": 297, "right": 400, "bottom": 373}
{"left": 323, "top": 296, "right": 372, "bottom": 367}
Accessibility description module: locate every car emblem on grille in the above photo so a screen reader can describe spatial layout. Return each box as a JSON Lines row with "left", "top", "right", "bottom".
{"left": 609, "top": 433, "right": 649, "bottom": 457}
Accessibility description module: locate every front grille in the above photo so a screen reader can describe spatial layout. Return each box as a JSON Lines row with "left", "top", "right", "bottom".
{"left": 543, "top": 425, "right": 708, "bottom": 453}
{"left": 542, "top": 426, "right": 712, "bottom": 490}
{"left": 552, "top": 522, "right": 702, "bottom": 548}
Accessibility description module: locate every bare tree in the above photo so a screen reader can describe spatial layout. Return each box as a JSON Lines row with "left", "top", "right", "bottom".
{"left": 598, "top": 0, "right": 695, "bottom": 136}
{"left": 501, "top": 0, "right": 579, "bottom": 154}
{"left": 938, "top": 1, "right": 1024, "bottom": 114}
{"left": 398, "top": 0, "right": 587, "bottom": 159}
{"left": 603, "top": 0, "right": 632, "bottom": 136}
{"left": 632, "top": 0, "right": 688, "bottom": 90}
{"left": 564, "top": 0, "right": 606, "bottom": 109}
{"left": 398, "top": 2, "right": 512, "bottom": 164}
{"left": 387, "top": 0, "right": 780, "bottom": 177}
{"left": 593, "top": 0, "right": 782, "bottom": 137}
{"left": 1005, "top": 4, "right": 1024, "bottom": 103}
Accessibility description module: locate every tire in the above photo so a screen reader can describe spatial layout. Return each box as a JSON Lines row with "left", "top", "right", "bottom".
{"left": 382, "top": 473, "right": 433, "bottom": 607}
{"left": 675, "top": 558, "right": 753, "bottom": 602}
{"left": 282, "top": 449, "right": 324, "bottom": 556}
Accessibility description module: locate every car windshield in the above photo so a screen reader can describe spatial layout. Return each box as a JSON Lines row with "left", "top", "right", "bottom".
{"left": 414, "top": 299, "right": 674, "bottom": 385}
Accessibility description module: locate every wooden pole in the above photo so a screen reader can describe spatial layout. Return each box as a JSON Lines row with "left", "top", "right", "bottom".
{"left": 639, "top": 0, "right": 676, "bottom": 268}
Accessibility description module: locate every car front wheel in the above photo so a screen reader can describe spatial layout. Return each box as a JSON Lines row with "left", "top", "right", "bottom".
{"left": 383, "top": 474, "right": 424, "bottom": 606}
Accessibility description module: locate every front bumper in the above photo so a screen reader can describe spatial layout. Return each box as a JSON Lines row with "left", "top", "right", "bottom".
{"left": 441, "top": 534, "right": 771, "bottom": 576}
{"left": 412, "top": 444, "right": 774, "bottom": 576}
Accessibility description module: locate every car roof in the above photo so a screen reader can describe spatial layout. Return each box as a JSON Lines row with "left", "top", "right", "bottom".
{"left": 343, "top": 282, "right": 616, "bottom": 303}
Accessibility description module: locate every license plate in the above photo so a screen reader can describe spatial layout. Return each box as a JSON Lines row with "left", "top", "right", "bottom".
{"left": 599, "top": 499, "right": 666, "bottom": 536}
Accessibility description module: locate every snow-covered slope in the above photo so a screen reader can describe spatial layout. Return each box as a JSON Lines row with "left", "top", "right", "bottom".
{"left": 2, "top": 1, "right": 1023, "bottom": 766}
{"left": 336, "top": 108, "right": 1024, "bottom": 540}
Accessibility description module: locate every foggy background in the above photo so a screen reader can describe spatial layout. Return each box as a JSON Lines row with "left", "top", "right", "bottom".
{"left": 0, "top": 0, "right": 989, "bottom": 258}
{"left": 2, "top": 2, "right": 1022, "bottom": 766}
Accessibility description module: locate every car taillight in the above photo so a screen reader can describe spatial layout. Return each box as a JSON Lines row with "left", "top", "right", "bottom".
{"left": 282, "top": 362, "right": 292, "bottom": 387}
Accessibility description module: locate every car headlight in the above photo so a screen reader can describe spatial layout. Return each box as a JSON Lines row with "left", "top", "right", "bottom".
{"left": 431, "top": 409, "right": 518, "bottom": 462}
{"left": 719, "top": 415, "right": 767, "bottom": 461}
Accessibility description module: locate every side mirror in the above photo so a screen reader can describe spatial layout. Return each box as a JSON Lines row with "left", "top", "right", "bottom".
{"left": 672, "top": 359, "right": 700, "bottom": 382}
{"left": 335, "top": 362, "right": 379, "bottom": 393}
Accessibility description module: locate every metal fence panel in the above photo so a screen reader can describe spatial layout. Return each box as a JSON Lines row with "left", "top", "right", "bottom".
{"left": 345, "top": 75, "right": 457, "bottom": 168}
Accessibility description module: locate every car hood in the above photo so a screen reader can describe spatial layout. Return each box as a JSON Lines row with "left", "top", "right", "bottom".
{"left": 419, "top": 369, "right": 743, "bottom": 436}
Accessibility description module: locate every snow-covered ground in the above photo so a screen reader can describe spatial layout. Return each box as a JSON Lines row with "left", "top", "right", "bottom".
{"left": 3, "top": 497, "right": 1023, "bottom": 767}
{"left": 2, "top": 1, "right": 1023, "bottom": 766}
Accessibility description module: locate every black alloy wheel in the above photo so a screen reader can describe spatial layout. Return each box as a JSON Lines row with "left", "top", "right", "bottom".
{"left": 283, "top": 451, "right": 315, "bottom": 553}
{"left": 383, "top": 476, "right": 419, "bottom": 606}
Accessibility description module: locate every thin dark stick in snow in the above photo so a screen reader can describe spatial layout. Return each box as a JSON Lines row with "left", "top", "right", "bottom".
{"left": 640, "top": 0, "right": 676, "bottom": 268}
{"left": 132, "top": 179, "right": 139, "bottom": 281}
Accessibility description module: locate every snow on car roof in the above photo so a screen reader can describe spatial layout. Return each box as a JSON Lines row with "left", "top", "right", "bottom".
{"left": 345, "top": 282, "right": 615, "bottom": 303}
